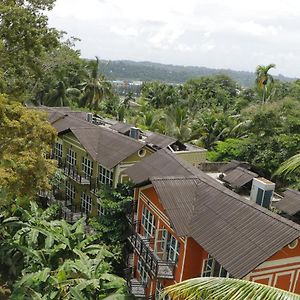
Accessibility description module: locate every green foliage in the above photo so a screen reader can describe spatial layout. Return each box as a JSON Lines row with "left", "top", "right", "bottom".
{"left": 0, "top": 0, "right": 60, "bottom": 99}
{"left": 79, "top": 57, "right": 114, "bottom": 110}
{"left": 99, "top": 60, "right": 294, "bottom": 87}
{"left": 255, "top": 64, "right": 276, "bottom": 104}
{"left": 163, "top": 277, "right": 300, "bottom": 300}
{"left": 0, "top": 96, "right": 57, "bottom": 201}
{"left": 208, "top": 138, "right": 248, "bottom": 162}
{"left": 89, "top": 183, "right": 134, "bottom": 275}
{"left": 0, "top": 202, "right": 128, "bottom": 299}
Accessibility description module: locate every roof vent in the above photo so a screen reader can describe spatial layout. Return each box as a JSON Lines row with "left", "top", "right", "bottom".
{"left": 86, "top": 113, "right": 93, "bottom": 123}
{"left": 250, "top": 177, "right": 275, "bottom": 208}
{"left": 129, "top": 127, "right": 140, "bottom": 139}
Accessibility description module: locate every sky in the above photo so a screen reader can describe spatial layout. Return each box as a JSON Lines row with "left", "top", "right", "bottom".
{"left": 47, "top": 0, "right": 300, "bottom": 78}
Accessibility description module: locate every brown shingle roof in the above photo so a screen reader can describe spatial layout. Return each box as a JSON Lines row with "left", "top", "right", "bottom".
{"left": 144, "top": 131, "right": 178, "bottom": 149}
{"left": 39, "top": 108, "right": 145, "bottom": 169}
{"left": 69, "top": 127, "right": 145, "bottom": 169}
{"left": 274, "top": 189, "right": 300, "bottom": 215}
{"left": 110, "top": 122, "right": 133, "bottom": 134}
{"left": 220, "top": 160, "right": 250, "bottom": 173}
{"left": 125, "top": 149, "right": 207, "bottom": 184}
{"left": 223, "top": 167, "right": 258, "bottom": 188}
{"left": 151, "top": 176, "right": 300, "bottom": 279}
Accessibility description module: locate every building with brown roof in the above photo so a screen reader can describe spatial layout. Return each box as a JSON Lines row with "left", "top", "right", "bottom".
{"left": 40, "top": 107, "right": 207, "bottom": 222}
{"left": 39, "top": 107, "right": 154, "bottom": 220}
{"left": 124, "top": 153, "right": 300, "bottom": 298}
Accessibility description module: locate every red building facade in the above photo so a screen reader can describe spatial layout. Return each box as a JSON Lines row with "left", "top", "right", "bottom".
{"left": 127, "top": 183, "right": 300, "bottom": 299}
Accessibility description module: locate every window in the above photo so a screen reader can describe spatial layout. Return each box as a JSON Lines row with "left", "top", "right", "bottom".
{"left": 138, "top": 149, "right": 146, "bottom": 157}
{"left": 81, "top": 192, "right": 92, "bottom": 215}
{"left": 168, "top": 235, "right": 180, "bottom": 262}
{"left": 141, "top": 206, "right": 155, "bottom": 238}
{"left": 98, "top": 165, "right": 113, "bottom": 186}
{"left": 137, "top": 258, "right": 148, "bottom": 285}
{"left": 65, "top": 181, "right": 75, "bottom": 203}
{"left": 97, "top": 202, "right": 106, "bottom": 217}
{"left": 82, "top": 157, "right": 93, "bottom": 179}
{"left": 67, "top": 149, "right": 76, "bottom": 167}
{"left": 202, "top": 255, "right": 230, "bottom": 277}
{"left": 155, "top": 281, "right": 170, "bottom": 300}
{"left": 160, "top": 230, "right": 180, "bottom": 262}
{"left": 256, "top": 188, "right": 273, "bottom": 208}
{"left": 160, "top": 229, "right": 168, "bottom": 251}
{"left": 54, "top": 142, "right": 63, "bottom": 160}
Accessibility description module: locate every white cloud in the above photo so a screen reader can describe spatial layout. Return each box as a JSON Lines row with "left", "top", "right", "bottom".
{"left": 47, "top": 0, "right": 300, "bottom": 77}
{"left": 110, "top": 26, "right": 139, "bottom": 38}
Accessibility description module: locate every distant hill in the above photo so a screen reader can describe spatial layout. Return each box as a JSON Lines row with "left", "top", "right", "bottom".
{"left": 99, "top": 60, "right": 295, "bottom": 88}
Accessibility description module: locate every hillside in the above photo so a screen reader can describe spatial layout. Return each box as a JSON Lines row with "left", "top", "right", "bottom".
{"left": 100, "top": 60, "right": 295, "bottom": 87}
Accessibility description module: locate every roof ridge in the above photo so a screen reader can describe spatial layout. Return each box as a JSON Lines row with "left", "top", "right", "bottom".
{"left": 151, "top": 174, "right": 300, "bottom": 231}
{"left": 192, "top": 176, "right": 300, "bottom": 231}
{"left": 160, "top": 149, "right": 202, "bottom": 176}
{"left": 69, "top": 120, "right": 144, "bottom": 146}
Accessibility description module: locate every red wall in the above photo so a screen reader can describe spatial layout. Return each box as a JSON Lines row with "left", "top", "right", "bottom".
{"left": 134, "top": 186, "right": 300, "bottom": 296}
{"left": 247, "top": 239, "right": 300, "bottom": 294}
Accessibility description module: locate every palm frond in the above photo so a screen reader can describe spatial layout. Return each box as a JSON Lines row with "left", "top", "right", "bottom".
{"left": 275, "top": 153, "right": 300, "bottom": 176}
{"left": 162, "top": 277, "right": 300, "bottom": 300}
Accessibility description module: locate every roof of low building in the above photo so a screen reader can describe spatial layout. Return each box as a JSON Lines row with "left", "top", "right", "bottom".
{"left": 110, "top": 122, "right": 133, "bottom": 134}
{"left": 125, "top": 149, "right": 210, "bottom": 185}
{"left": 220, "top": 160, "right": 250, "bottom": 173}
{"left": 222, "top": 166, "right": 258, "bottom": 188}
{"left": 274, "top": 189, "right": 300, "bottom": 216}
{"left": 144, "top": 131, "right": 178, "bottom": 149}
{"left": 150, "top": 176, "right": 300, "bottom": 279}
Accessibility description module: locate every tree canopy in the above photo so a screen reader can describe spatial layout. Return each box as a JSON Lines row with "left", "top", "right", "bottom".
{"left": 0, "top": 95, "right": 57, "bottom": 202}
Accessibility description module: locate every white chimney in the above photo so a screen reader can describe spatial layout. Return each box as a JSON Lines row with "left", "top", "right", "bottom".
{"left": 250, "top": 177, "right": 275, "bottom": 208}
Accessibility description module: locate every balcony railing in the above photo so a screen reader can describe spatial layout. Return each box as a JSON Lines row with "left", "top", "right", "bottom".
{"left": 128, "top": 222, "right": 176, "bottom": 279}
{"left": 58, "top": 160, "right": 91, "bottom": 185}
{"left": 61, "top": 205, "right": 83, "bottom": 223}
{"left": 124, "top": 267, "right": 154, "bottom": 300}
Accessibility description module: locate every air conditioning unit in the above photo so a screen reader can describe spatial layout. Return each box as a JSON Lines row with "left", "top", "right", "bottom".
{"left": 250, "top": 177, "right": 275, "bottom": 208}
{"left": 129, "top": 127, "right": 140, "bottom": 139}
{"left": 86, "top": 113, "right": 93, "bottom": 123}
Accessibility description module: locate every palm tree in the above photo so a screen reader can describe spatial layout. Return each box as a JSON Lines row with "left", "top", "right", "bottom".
{"left": 164, "top": 106, "right": 191, "bottom": 142}
{"left": 275, "top": 153, "right": 300, "bottom": 176}
{"left": 45, "top": 81, "right": 81, "bottom": 107}
{"left": 79, "top": 57, "right": 113, "bottom": 110}
{"left": 162, "top": 277, "right": 300, "bottom": 300}
{"left": 255, "top": 64, "right": 276, "bottom": 104}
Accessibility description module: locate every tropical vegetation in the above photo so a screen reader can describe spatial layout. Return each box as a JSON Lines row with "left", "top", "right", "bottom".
{"left": 162, "top": 277, "right": 300, "bottom": 300}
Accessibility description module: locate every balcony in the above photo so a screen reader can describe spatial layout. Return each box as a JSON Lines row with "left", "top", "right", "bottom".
{"left": 128, "top": 222, "right": 176, "bottom": 280}
{"left": 124, "top": 267, "right": 153, "bottom": 300}
{"left": 58, "top": 160, "right": 91, "bottom": 185}
{"left": 61, "top": 205, "right": 83, "bottom": 223}
{"left": 90, "top": 178, "right": 101, "bottom": 196}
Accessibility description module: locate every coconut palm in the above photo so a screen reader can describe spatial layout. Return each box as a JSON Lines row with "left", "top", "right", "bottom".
{"left": 45, "top": 81, "right": 81, "bottom": 107}
{"left": 162, "top": 277, "right": 300, "bottom": 300}
{"left": 79, "top": 57, "right": 113, "bottom": 110}
{"left": 255, "top": 64, "right": 276, "bottom": 104}
{"left": 164, "top": 106, "right": 191, "bottom": 142}
{"left": 275, "top": 153, "right": 300, "bottom": 176}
